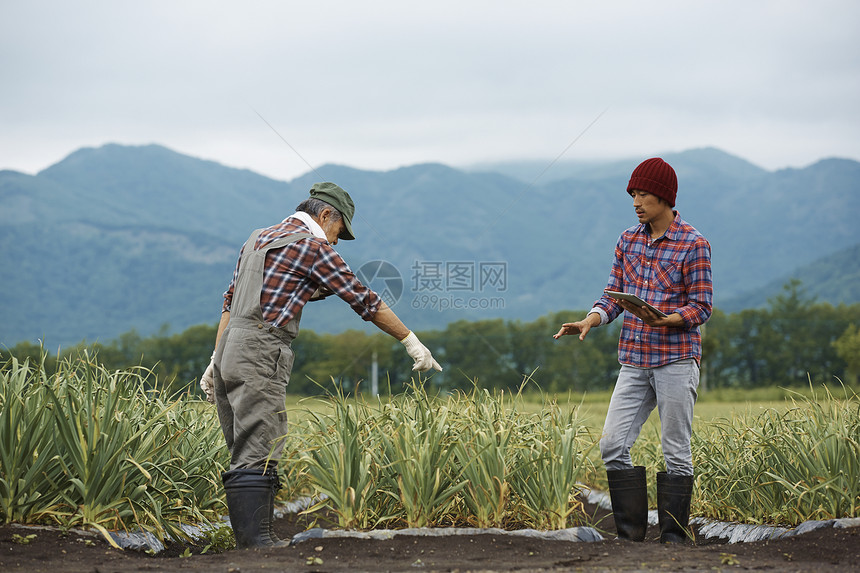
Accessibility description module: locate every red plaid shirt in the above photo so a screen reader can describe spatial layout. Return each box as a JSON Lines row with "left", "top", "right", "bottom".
{"left": 222, "top": 218, "right": 382, "bottom": 326}
{"left": 592, "top": 212, "right": 712, "bottom": 367}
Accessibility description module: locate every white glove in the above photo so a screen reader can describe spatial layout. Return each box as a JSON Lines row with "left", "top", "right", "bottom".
{"left": 200, "top": 354, "right": 216, "bottom": 403}
{"left": 400, "top": 331, "right": 442, "bottom": 372}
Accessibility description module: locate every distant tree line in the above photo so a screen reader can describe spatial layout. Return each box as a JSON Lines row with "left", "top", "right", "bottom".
{"left": 4, "top": 281, "right": 859, "bottom": 396}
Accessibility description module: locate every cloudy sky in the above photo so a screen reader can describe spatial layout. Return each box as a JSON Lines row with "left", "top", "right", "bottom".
{"left": 2, "top": 1, "right": 859, "bottom": 182}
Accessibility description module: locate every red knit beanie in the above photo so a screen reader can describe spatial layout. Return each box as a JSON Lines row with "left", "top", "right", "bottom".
{"left": 626, "top": 157, "right": 677, "bottom": 207}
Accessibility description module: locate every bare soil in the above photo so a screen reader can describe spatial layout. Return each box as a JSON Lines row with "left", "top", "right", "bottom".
{"left": 1, "top": 500, "right": 857, "bottom": 573}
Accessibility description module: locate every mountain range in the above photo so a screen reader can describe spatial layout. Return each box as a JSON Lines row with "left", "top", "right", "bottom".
{"left": 1, "top": 144, "right": 858, "bottom": 348}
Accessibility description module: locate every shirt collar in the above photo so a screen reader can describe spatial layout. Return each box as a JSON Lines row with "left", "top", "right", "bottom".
{"left": 639, "top": 210, "right": 681, "bottom": 241}
{"left": 665, "top": 210, "right": 682, "bottom": 240}
{"left": 285, "top": 211, "right": 328, "bottom": 241}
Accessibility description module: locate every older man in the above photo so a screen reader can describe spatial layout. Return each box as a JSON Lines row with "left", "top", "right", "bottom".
{"left": 200, "top": 182, "right": 440, "bottom": 548}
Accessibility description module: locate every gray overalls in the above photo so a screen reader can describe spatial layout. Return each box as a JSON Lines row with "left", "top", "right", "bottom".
{"left": 213, "top": 230, "right": 312, "bottom": 470}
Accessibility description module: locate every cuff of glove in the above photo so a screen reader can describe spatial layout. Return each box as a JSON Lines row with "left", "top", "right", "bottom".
{"left": 400, "top": 331, "right": 420, "bottom": 352}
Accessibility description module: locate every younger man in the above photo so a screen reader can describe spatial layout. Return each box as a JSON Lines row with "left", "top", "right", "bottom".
{"left": 554, "top": 158, "right": 712, "bottom": 543}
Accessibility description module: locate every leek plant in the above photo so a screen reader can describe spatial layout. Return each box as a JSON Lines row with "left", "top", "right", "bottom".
{"left": 510, "top": 402, "right": 596, "bottom": 529}
{"left": 0, "top": 353, "right": 228, "bottom": 546}
{"left": 693, "top": 386, "right": 860, "bottom": 525}
{"left": 0, "top": 358, "right": 66, "bottom": 523}
{"left": 295, "top": 388, "right": 382, "bottom": 529}
{"left": 289, "top": 382, "right": 597, "bottom": 530}
{"left": 376, "top": 384, "right": 467, "bottom": 528}
{"left": 449, "top": 387, "right": 520, "bottom": 528}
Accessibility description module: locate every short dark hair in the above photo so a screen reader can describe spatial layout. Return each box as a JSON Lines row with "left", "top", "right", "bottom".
{"left": 296, "top": 198, "right": 343, "bottom": 221}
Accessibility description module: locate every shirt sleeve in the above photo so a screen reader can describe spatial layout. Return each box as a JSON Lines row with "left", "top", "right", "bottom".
{"left": 308, "top": 242, "right": 382, "bottom": 321}
{"left": 592, "top": 235, "right": 626, "bottom": 323}
{"left": 675, "top": 236, "right": 713, "bottom": 327}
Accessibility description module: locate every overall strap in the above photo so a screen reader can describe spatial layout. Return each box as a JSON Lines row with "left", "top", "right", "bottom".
{"left": 230, "top": 231, "right": 314, "bottom": 324}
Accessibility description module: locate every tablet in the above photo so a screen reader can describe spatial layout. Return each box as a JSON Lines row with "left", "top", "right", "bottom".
{"left": 605, "top": 291, "right": 668, "bottom": 318}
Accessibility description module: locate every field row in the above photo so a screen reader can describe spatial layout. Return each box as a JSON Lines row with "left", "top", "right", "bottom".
{"left": 1, "top": 355, "right": 858, "bottom": 547}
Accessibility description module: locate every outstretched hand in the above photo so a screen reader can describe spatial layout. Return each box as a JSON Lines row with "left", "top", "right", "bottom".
{"left": 553, "top": 319, "right": 592, "bottom": 341}
{"left": 401, "top": 331, "right": 443, "bottom": 372}
{"left": 554, "top": 312, "right": 602, "bottom": 341}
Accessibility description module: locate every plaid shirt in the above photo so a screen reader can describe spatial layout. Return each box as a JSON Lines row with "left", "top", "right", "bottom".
{"left": 592, "top": 212, "right": 712, "bottom": 368}
{"left": 222, "top": 218, "right": 382, "bottom": 326}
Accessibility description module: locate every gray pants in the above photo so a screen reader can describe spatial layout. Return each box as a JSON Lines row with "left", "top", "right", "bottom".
{"left": 214, "top": 323, "right": 295, "bottom": 470}
{"left": 599, "top": 359, "right": 699, "bottom": 476}
{"left": 213, "top": 230, "right": 309, "bottom": 471}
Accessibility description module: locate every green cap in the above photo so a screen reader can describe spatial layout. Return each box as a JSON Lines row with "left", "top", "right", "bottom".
{"left": 309, "top": 182, "right": 356, "bottom": 240}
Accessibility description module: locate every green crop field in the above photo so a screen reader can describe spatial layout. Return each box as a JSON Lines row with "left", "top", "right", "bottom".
{"left": 3, "top": 355, "right": 858, "bottom": 549}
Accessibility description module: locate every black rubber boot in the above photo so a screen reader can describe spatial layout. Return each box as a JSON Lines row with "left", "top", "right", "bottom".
{"left": 222, "top": 468, "right": 287, "bottom": 549}
{"left": 657, "top": 471, "right": 694, "bottom": 544}
{"left": 265, "top": 468, "right": 284, "bottom": 545}
{"left": 606, "top": 466, "right": 648, "bottom": 541}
